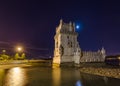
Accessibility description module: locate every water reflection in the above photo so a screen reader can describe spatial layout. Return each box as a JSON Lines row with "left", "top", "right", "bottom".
{"left": 103, "top": 76, "right": 108, "bottom": 85}
{"left": 52, "top": 68, "right": 83, "bottom": 86}
{"left": 0, "top": 69, "right": 5, "bottom": 86}
{"left": 0, "top": 67, "right": 120, "bottom": 86}
{"left": 4, "top": 67, "right": 27, "bottom": 86}
{"left": 52, "top": 68, "right": 61, "bottom": 86}
{"left": 75, "top": 80, "right": 82, "bottom": 86}
{"left": 81, "top": 72, "right": 120, "bottom": 86}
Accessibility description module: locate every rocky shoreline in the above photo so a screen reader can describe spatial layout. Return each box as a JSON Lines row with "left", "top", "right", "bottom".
{"left": 79, "top": 63, "right": 120, "bottom": 79}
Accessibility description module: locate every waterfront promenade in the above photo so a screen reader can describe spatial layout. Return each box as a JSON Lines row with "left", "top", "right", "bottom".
{"left": 0, "top": 60, "right": 52, "bottom": 69}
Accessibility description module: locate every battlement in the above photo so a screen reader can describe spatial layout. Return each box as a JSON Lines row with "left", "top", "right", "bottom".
{"left": 56, "top": 19, "right": 77, "bottom": 34}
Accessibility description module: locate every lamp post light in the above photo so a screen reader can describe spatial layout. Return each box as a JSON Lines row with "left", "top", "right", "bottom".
{"left": 16, "top": 46, "right": 23, "bottom": 53}
{"left": 17, "top": 47, "right": 22, "bottom": 52}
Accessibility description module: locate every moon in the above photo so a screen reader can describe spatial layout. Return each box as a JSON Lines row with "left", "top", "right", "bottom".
{"left": 76, "top": 25, "right": 80, "bottom": 30}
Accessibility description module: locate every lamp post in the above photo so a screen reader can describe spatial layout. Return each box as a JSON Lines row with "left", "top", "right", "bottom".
{"left": 15, "top": 46, "right": 23, "bottom": 60}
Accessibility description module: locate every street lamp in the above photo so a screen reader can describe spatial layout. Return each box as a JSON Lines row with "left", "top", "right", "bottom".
{"left": 16, "top": 46, "right": 23, "bottom": 53}
{"left": 15, "top": 46, "right": 24, "bottom": 60}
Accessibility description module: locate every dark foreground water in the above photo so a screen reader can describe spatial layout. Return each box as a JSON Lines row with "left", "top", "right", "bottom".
{"left": 0, "top": 67, "right": 120, "bottom": 86}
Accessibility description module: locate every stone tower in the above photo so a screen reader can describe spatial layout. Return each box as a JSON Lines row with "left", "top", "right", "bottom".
{"left": 53, "top": 19, "right": 81, "bottom": 65}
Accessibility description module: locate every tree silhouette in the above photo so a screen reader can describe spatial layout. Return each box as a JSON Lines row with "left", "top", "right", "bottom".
{"left": 15, "top": 53, "right": 20, "bottom": 60}
{"left": 21, "top": 53, "right": 26, "bottom": 60}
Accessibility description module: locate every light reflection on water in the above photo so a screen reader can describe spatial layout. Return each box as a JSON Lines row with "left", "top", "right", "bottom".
{"left": 4, "top": 67, "right": 27, "bottom": 86}
{"left": 75, "top": 80, "right": 82, "bottom": 86}
{"left": 0, "top": 69, "right": 5, "bottom": 86}
{"left": 52, "top": 68, "right": 83, "bottom": 86}
{"left": 52, "top": 68, "right": 61, "bottom": 86}
{"left": 0, "top": 67, "right": 120, "bottom": 86}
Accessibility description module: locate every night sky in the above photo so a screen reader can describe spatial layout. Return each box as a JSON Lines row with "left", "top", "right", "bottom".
{"left": 0, "top": 0, "right": 120, "bottom": 58}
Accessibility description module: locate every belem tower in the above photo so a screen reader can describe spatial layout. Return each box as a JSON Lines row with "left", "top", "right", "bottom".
{"left": 53, "top": 19, "right": 106, "bottom": 65}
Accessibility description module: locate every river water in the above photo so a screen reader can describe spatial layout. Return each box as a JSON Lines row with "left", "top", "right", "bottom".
{"left": 0, "top": 67, "right": 120, "bottom": 86}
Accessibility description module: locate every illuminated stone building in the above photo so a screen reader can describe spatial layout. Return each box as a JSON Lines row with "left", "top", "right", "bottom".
{"left": 53, "top": 20, "right": 106, "bottom": 65}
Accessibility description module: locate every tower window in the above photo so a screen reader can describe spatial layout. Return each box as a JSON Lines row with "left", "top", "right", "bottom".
{"left": 68, "top": 41, "right": 72, "bottom": 48}
{"left": 68, "top": 41, "right": 70, "bottom": 45}
{"left": 71, "top": 42, "right": 72, "bottom": 47}
{"left": 56, "top": 42, "right": 58, "bottom": 48}
{"left": 67, "top": 36, "right": 69, "bottom": 39}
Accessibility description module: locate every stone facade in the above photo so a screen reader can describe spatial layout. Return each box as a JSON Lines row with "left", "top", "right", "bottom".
{"left": 53, "top": 20, "right": 106, "bottom": 65}
{"left": 80, "top": 48, "right": 106, "bottom": 62}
